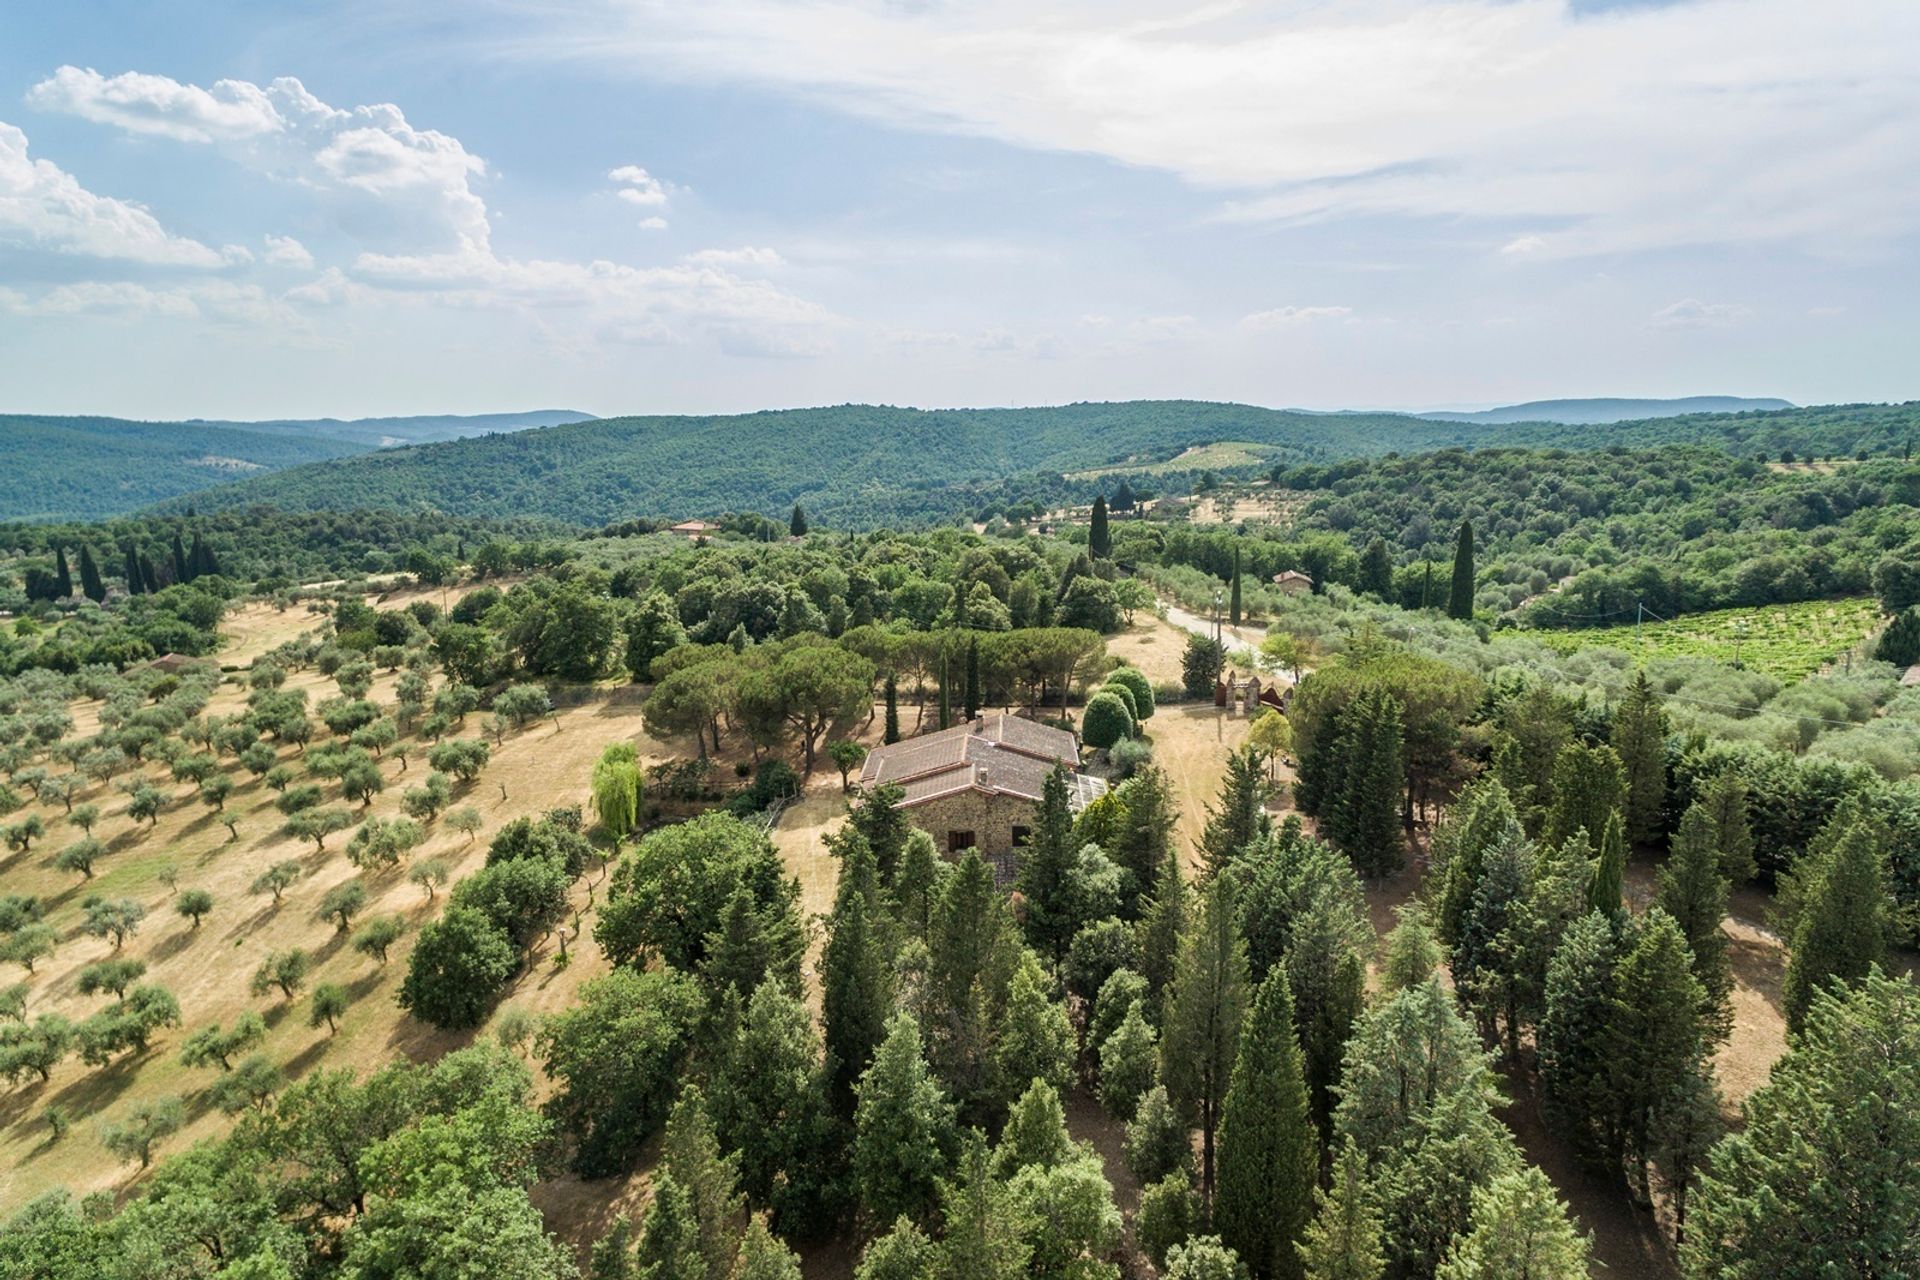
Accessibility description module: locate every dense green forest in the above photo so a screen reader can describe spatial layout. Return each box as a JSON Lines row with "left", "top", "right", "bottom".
{"left": 0, "top": 413, "right": 596, "bottom": 522}
{"left": 154, "top": 400, "right": 1920, "bottom": 530}
{"left": 1132, "top": 444, "right": 1920, "bottom": 620}
{"left": 0, "top": 418, "right": 372, "bottom": 522}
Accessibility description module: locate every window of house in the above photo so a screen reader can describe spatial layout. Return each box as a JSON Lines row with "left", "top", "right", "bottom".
{"left": 1011, "top": 825, "right": 1031, "bottom": 847}
{"left": 947, "top": 830, "right": 976, "bottom": 854}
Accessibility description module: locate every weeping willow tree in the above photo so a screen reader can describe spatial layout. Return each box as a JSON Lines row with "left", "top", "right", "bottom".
{"left": 592, "top": 743, "right": 645, "bottom": 845}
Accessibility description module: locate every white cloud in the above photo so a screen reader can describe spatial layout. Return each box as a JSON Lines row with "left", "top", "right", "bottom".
{"left": 0, "top": 120, "right": 226, "bottom": 266}
{"left": 1243, "top": 306, "right": 1354, "bottom": 328}
{"left": 511, "top": 0, "right": 1920, "bottom": 257}
{"left": 32, "top": 67, "right": 490, "bottom": 253}
{"left": 1500, "top": 235, "right": 1548, "bottom": 257}
{"left": 1647, "top": 298, "right": 1750, "bottom": 329}
{"left": 28, "top": 66, "right": 281, "bottom": 144}
{"left": 262, "top": 233, "right": 314, "bottom": 268}
{"left": 609, "top": 164, "right": 670, "bottom": 205}
{"left": 685, "top": 246, "right": 783, "bottom": 267}
{"left": 34, "top": 68, "right": 834, "bottom": 356}
{"left": 637, "top": 216, "right": 668, "bottom": 231}
{"left": 4, "top": 278, "right": 302, "bottom": 328}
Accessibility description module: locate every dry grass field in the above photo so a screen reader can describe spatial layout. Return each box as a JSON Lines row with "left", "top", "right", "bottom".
{"left": 0, "top": 594, "right": 666, "bottom": 1213}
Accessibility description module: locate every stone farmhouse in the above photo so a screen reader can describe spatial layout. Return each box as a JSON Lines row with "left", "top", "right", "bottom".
{"left": 858, "top": 713, "right": 1108, "bottom": 878}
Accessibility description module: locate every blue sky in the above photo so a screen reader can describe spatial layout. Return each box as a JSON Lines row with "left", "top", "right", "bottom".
{"left": 1, "top": 0, "right": 1915, "bottom": 419}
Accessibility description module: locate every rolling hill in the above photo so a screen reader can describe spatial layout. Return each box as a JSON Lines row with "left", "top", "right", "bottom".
{"left": 1419, "top": 395, "right": 1794, "bottom": 425}
{"left": 0, "top": 410, "right": 596, "bottom": 521}
{"left": 163, "top": 399, "right": 1920, "bottom": 530}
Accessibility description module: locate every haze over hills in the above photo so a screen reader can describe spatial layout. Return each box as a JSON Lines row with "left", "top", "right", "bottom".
{"left": 0, "top": 410, "right": 597, "bottom": 521}
{"left": 1418, "top": 395, "right": 1795, "bottom": 425}
{"left": 195, "top": 409, "right": 597, "bottom": 449}
{"left": 157, "top": 398, "right": 1920, "bottom": 531}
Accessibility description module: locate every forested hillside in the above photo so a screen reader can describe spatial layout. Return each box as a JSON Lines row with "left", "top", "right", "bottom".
{"left": 0, "top": 412, "right": 597, "bottom": 522}
{"left": 167, "top": 400, "right": 1920, "bottom": 529}
{"left": 0, "top": 417, "right": 370, "bottom": 522}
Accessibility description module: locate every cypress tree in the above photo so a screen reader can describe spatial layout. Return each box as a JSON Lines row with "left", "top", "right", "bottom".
{"left": 636, "top": 1174, "right": 706, "bottom": 1280}
{"left": 853, "top": 1014, "right": 956, "bottom": 1229}
{"left": 1229, "top": 548, "right": 1243, "bottom": 626}
{"left": 963, "top": 640, "right": 980, "bottom": 721}
{"left": 1089, "top": 496, "right": 1111, "bottom": 559}
{"left": 1162, "top": 875, "right": 1249, "bottom": 1208}
{"left": 1700, "top": 771, "right": 1756, "bottom": 885}
{"left": 77, "top": 546, "right": 105, "bottom": 603}
{"left": 1357, "top": 538, "right": 1392, "bottom": 601}
{"left": 1683, "top": 970, "right": 1920, "bottom": 1276}
{"left": 1542, "top": 741, "right": 1626, "bottom": 853}
{"left": 1345, "top": 689, "right": 1405, "bottom": 879}
{"left": 1446, "top": 520, "right": 1475, "bottom": 620}
{"left": 1650, "top": 1063, "right": 1723, "bottom": 1247}
{"left": 1215, "top": 974, "right": 1317, "bottom": 1280}
{"left": 1420, "top": 561, "right": 1434, "bottom": 612}
{"left": 1538, "top": 910, "right": 1622, "bottom": 1162}
{"left": 883, "top": 675, "right": 901, "bottom": 745}
{"left": 1297, "top": 1139, "right": 1384, "bottom": 1280}
{"left": 1113, "top": 767, "right": 1178, "bottom": 916}
{"left": 140, "top": 553, "right": 162, "bottom": 594}
{"left": 1654, "top": 804, "right": 1733, "bottom": 1040}
{"left": 1782, "top": 818, "right": 1889, "bottom": 1033}
{"left": 188, "top": 533, "right": 217, "bottom": 580}
{"left": 1137, "top": 841, "right": 1187, "bottom": 1007}
{"left": 1015, "top": 766, "right": 1079, "bottom": 958}
{"left": 1607, "top": 909, "right": 1705, "bottom": 1187}
{"left": 53, "top": 548, "right": 72, "bottom": 599}
{"left": 124, "top": 544, "right": 144, "bottom": 595}
{"left": 661, "top": 1087, "right": 747, "bottom": 1280}
{"left": 1588, "top": 812, "right": 1626, "bottom": 917}
{"left": 824, "top": 838, "right": 895, "bottom": 1117}
{"left": 170, "top": 532, "right": 189, "bottom": 584}
{"left": 1451, "top": 827, "right": 1532, "bottom": 1057}
{"left": 789, "top": 504, "right": 808, "bottom": 537}
{"left": 733, "top": 1217, "right": 803, "bottom": 1280}
{"left": 1200, "top": 747, "right": 1268, "bottom": 872}
{"left": 1435, "top": 780, "right": 1525, "bottom": 947}
{"left": 1614, "top": 672, "right": 1667, "bottom": 846}
{"left": 937, "top": 651, "right": 951, "bottom": 731}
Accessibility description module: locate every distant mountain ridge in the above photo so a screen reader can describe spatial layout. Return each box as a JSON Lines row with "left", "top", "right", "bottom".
{"left": 1418, "top": 396, "right": 1794, "bottom": 425}
{"left": 157, "top": 398, "right": 1919, "bottom": 531}
{"left": 0, "top": 410, "right": 598, "bottom": 520}
{"left": 188, "top": 409, "right": 597, "bottom": 448}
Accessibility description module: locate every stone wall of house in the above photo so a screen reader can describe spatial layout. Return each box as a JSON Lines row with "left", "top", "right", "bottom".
{"left": 901, "top": 789, "right": 1037, "bottom": 859}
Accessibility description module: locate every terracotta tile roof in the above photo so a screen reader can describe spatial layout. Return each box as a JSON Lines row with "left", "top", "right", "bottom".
{"left": 860, "top": 713, "right": 1104, "bottom": 810}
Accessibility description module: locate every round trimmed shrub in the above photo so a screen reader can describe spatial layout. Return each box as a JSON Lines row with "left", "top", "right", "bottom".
{"left": 1098, "top": 681, "right": 1139, "bottom": 722}
{"left": 1081, "top": 692, "right": 1135, "bottom": 750}
{"left": 1106, "top": 666, "right": 1155, "bottom": 720}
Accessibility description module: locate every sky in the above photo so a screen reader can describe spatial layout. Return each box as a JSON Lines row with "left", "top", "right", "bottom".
{"left": 1, "top": 0, "right": 1916, "bottom": 420}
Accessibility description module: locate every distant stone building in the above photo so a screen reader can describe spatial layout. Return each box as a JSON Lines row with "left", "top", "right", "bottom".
{"left": 1271, "top": 569, "right": 1314, "bottom": 595}
{"left": 858, "top": 713, "right": 1107, "bottom": 878}
{"left": 669, "top": 520, "right": 720, "bottom": 540}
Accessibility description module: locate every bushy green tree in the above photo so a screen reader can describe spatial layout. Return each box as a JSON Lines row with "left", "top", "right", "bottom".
{"left": 1685, "top": 969, "right": 1920, "bottom": 1277}
{"left": 1655, "top": 804, "right": 1733, "bottom": 1039}
{"left": 1297, "top": 1140, "right": 1384, "bottom": 1280}
{"left": 853, "top": 1014, "right": 956, "bottom": 1228}
{"left": 1432, "top": 1167, "right": 1590, "bottom": 1280}
{"left": 1782, "top": 817, "right": 1889, "bottom": 1033}
{"left": 539, "top": 967, "right": 704, "bottom": 1177}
